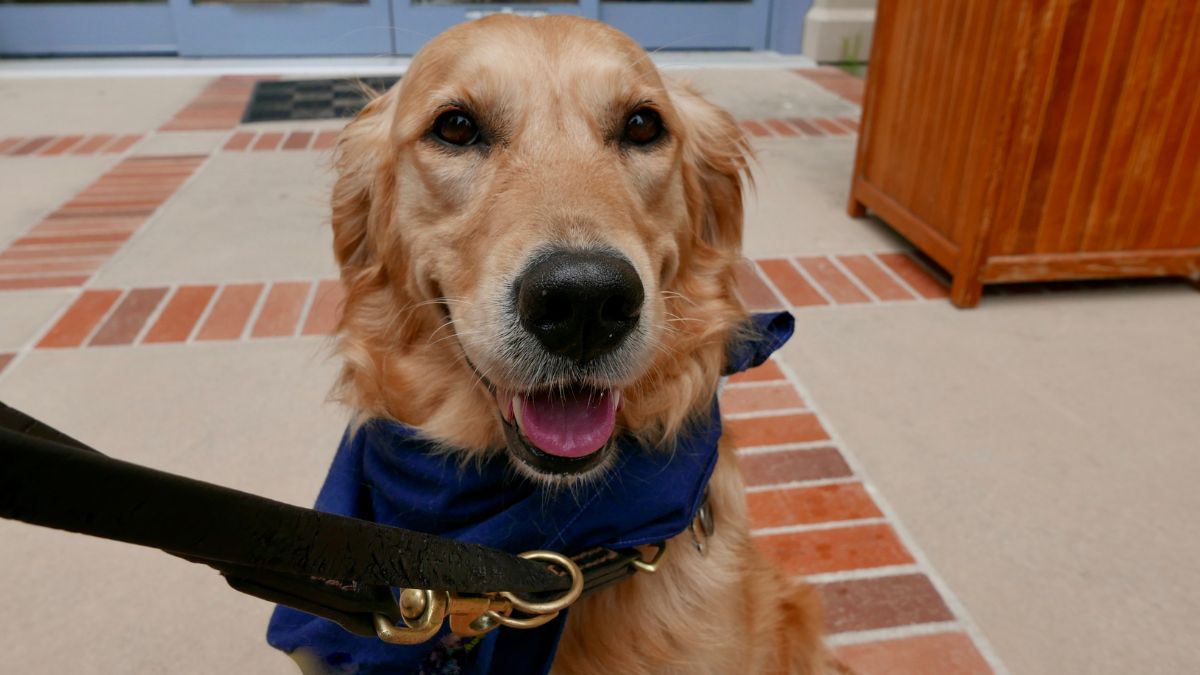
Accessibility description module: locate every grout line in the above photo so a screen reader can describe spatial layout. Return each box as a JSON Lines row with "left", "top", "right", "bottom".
{"left": 750, "top": 259, "right": 796, "bottom": 316}
{"left": 866, "top": 252, "right": 929, "bottom": 302}
{"left": 186, "top": 283, "right": 224, "bottom": 344}
{"left": 751, "top": 516, "right": 888, "bottom": 537}
{"left": 744, "top": 476, "right": 859, "bottom": 493}
{"left": 773, "top": 358, "right": 1010, "bottom": 673}
{"left": 825, "top": 621, "right": 965, "bottom": 647}
{"left": 787, "top": 256, "right": 838, "bottom": 305}
{"left": 725, "top": 407, "right": 810, "bottom": 420}
{"left": 132, "top": 284, "right": 177, "bottom": 346}
{"left": 800, "top": 563, "right": 923, "bottom": 585}
{"left": 80, "top": 288, "right": 130, "bottom": 348}
{"left": 736, "top": 440, "right": 835, "bottom": 456}
{"left": 240, "top": 281, "right": 272, "bottom": 341}
{"left": 294, "top": 279, "right": 320, "bottom": 339}
{"left": 827, "top": 254, "right": 881, "bottom": 303}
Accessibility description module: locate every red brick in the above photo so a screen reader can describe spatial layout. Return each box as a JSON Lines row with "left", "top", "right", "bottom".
{"left": 40, "top": 135, "right": 84, "bottom": 156}
{"left": 814, "top": 118, "right": 850, "bottom": 136}
{"left": 11, "top": 136, "right": 54, "bottom": 156}
{"left": 250, "top": 281, "right": 310, "bottom": 337}
{"left": 301, "top": 279, "right": 344, "bottom": 335}
{"left": 312, "top": 130, "right": 340, "bottom": 150}
{"left": 795, "top": 256, "right": 871, "bottom": 304}
{"left": 733, "top": 260, "right": 784, "bottom": 310}
{"left": 224, "top": 131, "right": 256, "bottom": 151}
{"left": 0, "top": 275, "right": 88, "bottom": 291}
{"left": 89, "top": 287, "right": 168, "bottom": 346}
{"left": 105, "top": 134, "right": 142, "bottom": 153}
{"left": 721, "top": 383, "right": 805, "bottom": 415}
{"left": 37, "top": 289, "right": 123, "bottom": 348}
{"left": 282, "top": 131, "right": 314, "bottom": 150}
{"left": 764, "top": 119, "right": 799, "bottom": 137}
{"left": 836, "top": 633, "right": 992, "bottom": 675}
{"left": 758, "top": 258, "right": 828, "bottom": 307}
{"left": 877, "top": 253, "right": 951, "bottom": 299}
{"left": 755, "top": 523, "right": 914, "bottom": 576}
{"left": 740, "top": 120, "right": 771, "bottom": 138}
{"left": 0, "top": 245, "right": 118, "bottom": 261}
{"left": 253, "top": 132, "right": 284, "bottom": 151}
{"left": 14, "top": 233, "right": 130, "bottom": 247}
{"left": 727, "top": 358, "right": 785, "bottom": 384}
{"left": 818, "top": 574, "right": 953, "bottom": 634}
{"left": 143, "top": 285, "right": 217, "bottom": 343}
{"left": 195, "top": 283, "right": 264, "bottom": 341}
{"left": 787, "top": 118, "right": 823, "bottom": 136}
{"left": 71, "top": 135, "right": 115, "bottom": 155}
{"left": 738, "top": 447, "right": 853, "bottom": 488}
{"left": 748, "top": 483, "right": 880, "bottom": 530}
{"left": 836, "top": 255, "right": 915, "bottom": 301}
{"left": 727, "top": 412, "right": 829, "bottom": 447}
{"left": 0, "top": 259, "right": 101, "bottom": 276}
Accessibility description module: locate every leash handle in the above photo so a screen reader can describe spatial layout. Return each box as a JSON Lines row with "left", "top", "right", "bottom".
{"left": 0, "top": 402, "right": 661, "bottom": 641}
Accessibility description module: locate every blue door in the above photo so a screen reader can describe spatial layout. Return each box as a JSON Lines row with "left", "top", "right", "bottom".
{"left": 0, "top": 1, "right": 177, "bottom": 55}
{"left": 388, "top": 0, "right": 770, "bottom": 55}
{"left": 0, "top": 0, "right": 777, "bottom": 56}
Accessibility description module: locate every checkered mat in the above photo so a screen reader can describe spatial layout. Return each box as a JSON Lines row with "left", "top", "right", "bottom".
{"left": 241, "top": 77, "right": 401, "bottom": 123}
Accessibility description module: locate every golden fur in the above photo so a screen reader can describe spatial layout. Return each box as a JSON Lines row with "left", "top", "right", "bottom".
{"left": 327, "top": 14, "right": 848, "bottom": 674}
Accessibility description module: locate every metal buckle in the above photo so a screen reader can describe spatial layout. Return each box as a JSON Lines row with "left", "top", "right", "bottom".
{"left": 373, "top": 549, "right": 584, "bottom": 645}
{"left": 631, "top": 541, "right": 668, "bottom": 573}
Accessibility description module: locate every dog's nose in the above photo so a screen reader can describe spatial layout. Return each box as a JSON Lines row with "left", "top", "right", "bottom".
{"left": 517, "top": 250, "right": 644, "bottom": 364}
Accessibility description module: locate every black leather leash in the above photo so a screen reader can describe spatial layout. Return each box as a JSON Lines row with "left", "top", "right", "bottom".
{"left": 0, "top": 402, "right": 651, "bottom": 638}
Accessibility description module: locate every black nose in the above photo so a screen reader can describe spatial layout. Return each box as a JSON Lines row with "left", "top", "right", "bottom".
{"left": 516, "top": 250, "right": 644, "bottom": 364}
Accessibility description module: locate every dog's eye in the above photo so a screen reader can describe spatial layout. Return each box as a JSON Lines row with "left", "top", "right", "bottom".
{"left": 624, "top": 108, "right": 663, "bottom": 146}
{"left": 433, "top": 110, "right": 480, "bottom": 146}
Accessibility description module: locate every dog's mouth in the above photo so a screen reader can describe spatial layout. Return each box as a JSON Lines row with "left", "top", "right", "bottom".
{"left": 497, "top": 384, "right": 623, "bottom": 476}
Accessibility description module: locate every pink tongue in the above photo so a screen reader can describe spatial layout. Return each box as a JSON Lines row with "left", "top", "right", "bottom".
{"left": 518, "top": 387, "right": 616, "bottom": 458}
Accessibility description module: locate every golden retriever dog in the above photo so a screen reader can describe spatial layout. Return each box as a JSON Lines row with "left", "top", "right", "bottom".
{"left": 326, "top": 14, "right": 846, "bottom": 675}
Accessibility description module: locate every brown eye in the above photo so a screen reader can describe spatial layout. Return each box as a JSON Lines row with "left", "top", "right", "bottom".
{"left": 433, "top": 110, "right": 480, "bottom": 146}
{"left": 624, "top": 108, "right": 663, "bottom": 145}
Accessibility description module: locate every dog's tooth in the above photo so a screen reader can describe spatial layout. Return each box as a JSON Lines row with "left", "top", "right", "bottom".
{"left": 612, "top": 390, "right": 623, "bottom": 411}
{"left": 512, "top": 396, "right": 524, "bottom": 429}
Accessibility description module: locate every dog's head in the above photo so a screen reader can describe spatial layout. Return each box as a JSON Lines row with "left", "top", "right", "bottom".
{"left": 331, "top": 15, "right": 751, "bottom": 481}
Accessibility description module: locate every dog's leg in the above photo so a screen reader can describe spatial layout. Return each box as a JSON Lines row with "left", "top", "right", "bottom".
{"left": 553, "top": 439, "right": 846, "bottom": 675}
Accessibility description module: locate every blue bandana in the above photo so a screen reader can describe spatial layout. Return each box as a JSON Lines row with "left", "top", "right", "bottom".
{"left": 266, "top": 312, "right": 794, "bottom": 674}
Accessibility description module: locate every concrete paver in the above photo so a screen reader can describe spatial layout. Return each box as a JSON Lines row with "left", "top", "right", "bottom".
{"left": 0, "top": 341, "right": 345, "bottom": 675}
{"left": 744, "top": 138, "right": 908, "bottom": 257}
{"left": 131, "top": 130, "right": 231, "bottom": 156}
{"left": 0, "top": 77, "right": 212, "bottom": 135}
{"left": 671, "top": 69, "right": 859, "bottom": 120}
{"left": 0, "top": 288, "right": 74, "bottom": 350}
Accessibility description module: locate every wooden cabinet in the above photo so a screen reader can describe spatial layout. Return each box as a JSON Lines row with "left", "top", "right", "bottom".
{"left": 848, "top": 0, "right": 1200, "bottom": 307}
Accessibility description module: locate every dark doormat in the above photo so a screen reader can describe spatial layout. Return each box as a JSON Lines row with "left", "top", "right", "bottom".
{"left": 241, "top": 76, "right": 401, "bottom": 123}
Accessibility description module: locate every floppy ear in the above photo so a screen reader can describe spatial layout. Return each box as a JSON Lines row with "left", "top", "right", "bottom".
{"left": 670, "top": 81, "right": 753, "bottom": 253}
{"left": 330, "top": 87, "right": 400, "bottom": 280}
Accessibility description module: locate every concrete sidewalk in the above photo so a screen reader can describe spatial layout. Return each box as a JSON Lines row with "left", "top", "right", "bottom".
{"left": 1, "top": 64, "right": 1197, "bottom": 675}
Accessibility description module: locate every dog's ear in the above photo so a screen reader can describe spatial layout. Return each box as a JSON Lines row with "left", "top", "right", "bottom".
{"left": 330, "top": 86, "right": 400, "bottom": 280}
{"left": 670, "top": 81, "right": 753, "bottom": 253}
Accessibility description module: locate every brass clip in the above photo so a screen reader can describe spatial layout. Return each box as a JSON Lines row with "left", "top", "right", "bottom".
{"left": 373, "top": 549, "right": 585, "bottom": 644}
